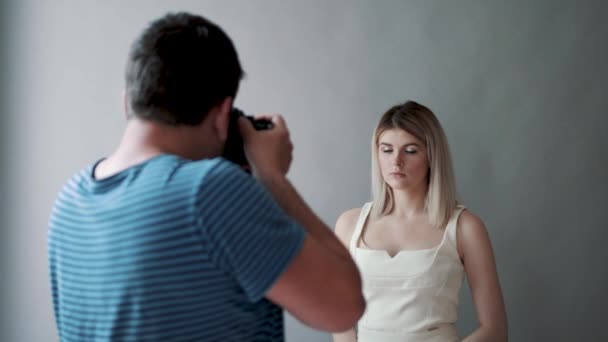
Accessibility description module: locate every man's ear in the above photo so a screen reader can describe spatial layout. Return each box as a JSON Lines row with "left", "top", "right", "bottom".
{"left": 123, "top": 89, "right": 129, "bottom": 120}
{"left": 214, "top": 97, "right": 233, "bottom": 142}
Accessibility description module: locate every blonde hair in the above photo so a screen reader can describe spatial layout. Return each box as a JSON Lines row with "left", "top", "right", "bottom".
{"left": 370, "top": 100, "right": 459, "bottom": 228}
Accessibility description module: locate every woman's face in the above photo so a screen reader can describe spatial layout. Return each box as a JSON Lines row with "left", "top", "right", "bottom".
{"left": 377, "top": 128, "right": 429, "bottom": 191}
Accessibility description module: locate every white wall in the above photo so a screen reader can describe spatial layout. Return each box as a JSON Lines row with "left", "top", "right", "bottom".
{"left": 3, "top": 1, "right": 608, "bottom": 341}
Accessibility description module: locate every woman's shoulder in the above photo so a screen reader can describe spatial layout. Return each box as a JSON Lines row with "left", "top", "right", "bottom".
{"left": 334, "top": 206, "right": 366, "bottom": 246}
{"left": 456, "top": 209, "right": 490, "bottom": 249}
{"left": 457, "top": 209, "right": 485, "bottom": 232}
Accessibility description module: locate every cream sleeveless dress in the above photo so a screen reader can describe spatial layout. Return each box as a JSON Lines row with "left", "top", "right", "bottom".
{"left": 349, "top": 203, "right": 466, "bottom": 342}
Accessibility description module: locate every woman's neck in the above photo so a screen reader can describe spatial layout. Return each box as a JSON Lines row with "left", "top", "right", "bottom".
{"left": 389, "top": 185, "right": 427, "bottom": 219}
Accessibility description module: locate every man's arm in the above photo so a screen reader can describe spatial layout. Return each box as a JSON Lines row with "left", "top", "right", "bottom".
{"left": 330, "top": 208, "right": 362, "bottom": 341}
{"left": 261, "top": 174, "right": 365, "bottom": 331}
{"left": 239, "top": 115, "right": 365, "bottom": 332}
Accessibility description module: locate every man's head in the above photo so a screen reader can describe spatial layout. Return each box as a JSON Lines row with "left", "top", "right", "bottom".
{"left": 125, "top": 12, "right": 243, "bottom": 126}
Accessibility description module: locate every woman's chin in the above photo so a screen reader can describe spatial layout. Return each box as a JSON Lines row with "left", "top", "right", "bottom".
{"left": 386, "top": 180, "right": 410, "bottom": 190}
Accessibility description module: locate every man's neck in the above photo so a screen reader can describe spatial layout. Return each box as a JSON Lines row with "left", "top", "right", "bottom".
{"left": 95, "top": 118, "right": 218, "bottom": 179}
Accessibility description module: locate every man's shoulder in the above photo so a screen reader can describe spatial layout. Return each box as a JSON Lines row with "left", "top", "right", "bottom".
{"left": 188, "top": 157, "right": 251, "bottom": 185}
{"left": 56, "top": 162, "right": 97, "bottom": 196}
{"left": 181, "top": 157, "right": 262, "bottom": 201}
{"left": 147, "top": 156, "right": 241, "bottom": 185}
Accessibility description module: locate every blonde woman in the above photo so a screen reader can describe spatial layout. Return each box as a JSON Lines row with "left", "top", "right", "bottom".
{"left": 333, "top": 101, "right": 507, "bottom": 342}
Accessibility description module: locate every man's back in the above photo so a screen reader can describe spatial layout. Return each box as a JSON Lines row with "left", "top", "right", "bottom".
{"left": 48, "top": 154, "right": 305, "bottom": 341}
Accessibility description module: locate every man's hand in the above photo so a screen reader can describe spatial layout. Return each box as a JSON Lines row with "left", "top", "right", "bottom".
{"left": 238, "top": 114, "right": 293, "bottom": 177}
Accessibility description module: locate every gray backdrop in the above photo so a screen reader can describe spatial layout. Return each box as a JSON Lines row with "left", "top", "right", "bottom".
{"left": 2, "top": 1, "right": 607, "bottom": 341}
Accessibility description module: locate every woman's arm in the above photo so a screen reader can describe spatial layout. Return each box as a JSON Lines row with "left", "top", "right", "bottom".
{"left": 457, "top": 211, "right": 508, "bottom": 342}
{"left": 331, "top": 208, "right": 362, "bottom": 342}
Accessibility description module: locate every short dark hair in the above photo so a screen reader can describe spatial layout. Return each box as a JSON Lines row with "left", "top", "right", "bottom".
{"left": 125, "top": 12, "right": 244, "bottom": 125}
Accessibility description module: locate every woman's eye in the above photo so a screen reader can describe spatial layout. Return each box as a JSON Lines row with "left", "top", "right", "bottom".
{"left": 405, "top": 149, "right": 417, "bottom": 154}
{"left": 381, "top": 149, "right": 393, "bottom": 153}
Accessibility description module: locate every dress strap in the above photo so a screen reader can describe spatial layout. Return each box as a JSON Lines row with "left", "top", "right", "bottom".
{"left": 348, "top": 202, "right": 373, "bottom": 254}
{"left": 443, "top": 205, "right": 466, "bottom": 261}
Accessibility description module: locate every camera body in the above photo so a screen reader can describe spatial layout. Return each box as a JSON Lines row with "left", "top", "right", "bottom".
{"left": 222, "top": 107, "right": 273, "bottom": 172}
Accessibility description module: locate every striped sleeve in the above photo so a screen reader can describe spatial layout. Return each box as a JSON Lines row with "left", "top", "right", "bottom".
{"left": 196, "top": 160, "right": 306, "bottom": 302}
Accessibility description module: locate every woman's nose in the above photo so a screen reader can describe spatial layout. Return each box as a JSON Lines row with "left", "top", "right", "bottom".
{"left": 392, "top": 153, "right": 404, "bottom": 166}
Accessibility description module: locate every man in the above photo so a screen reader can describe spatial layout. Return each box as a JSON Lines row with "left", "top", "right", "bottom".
{"left": 48, "top": 12, "right": 364, "bottom": 341}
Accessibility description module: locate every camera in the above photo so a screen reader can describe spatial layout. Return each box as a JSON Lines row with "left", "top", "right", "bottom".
{"left": 222, "top": 107, "right": 273, "bottom": 172}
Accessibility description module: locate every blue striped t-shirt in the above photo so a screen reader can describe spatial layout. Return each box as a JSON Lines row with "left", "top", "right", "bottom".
{"left": 48, "top": 154, "right": 306, "bottom": 341}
